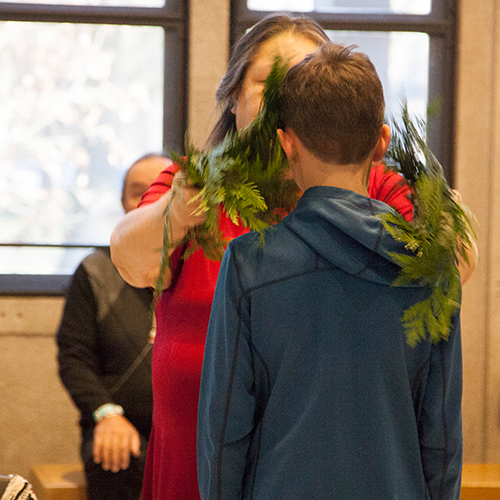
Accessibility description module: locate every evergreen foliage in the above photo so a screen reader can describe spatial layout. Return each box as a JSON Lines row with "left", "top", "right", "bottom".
{"left": 380, "top": 105, "right": 476, "bottom": 345}
{"left": 155, "top": 59, "right": 296, "bottom": 296}
{"left": 155, "top": 59, "right": 476, "bottom": 348}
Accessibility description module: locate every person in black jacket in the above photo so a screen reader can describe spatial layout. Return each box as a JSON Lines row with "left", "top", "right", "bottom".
{"left": 57, "top": 153, "right": 170, "bottom": 500}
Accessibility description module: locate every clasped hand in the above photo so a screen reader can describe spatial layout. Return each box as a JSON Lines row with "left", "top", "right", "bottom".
{"left": 167, "top": 171, "right": 207, "bottom": 243}
{"left": 93, "top": 415, "right": 141, "bottom": 473}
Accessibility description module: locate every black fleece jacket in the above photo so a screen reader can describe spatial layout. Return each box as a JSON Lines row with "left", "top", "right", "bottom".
{"left": 56, "top": 248, "right": 153, "bottom": 437}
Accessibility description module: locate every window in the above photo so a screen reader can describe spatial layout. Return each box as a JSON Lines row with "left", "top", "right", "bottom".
{"left": 232, "top": 0, "right": 456, "bottom": 179}
{"left": 0, "top": 1, "right": 186, "bottom": 294}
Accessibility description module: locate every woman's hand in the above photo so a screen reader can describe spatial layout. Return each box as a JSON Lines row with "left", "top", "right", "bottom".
{"left": 166, "top": 172, "right": 207, "bottom": 244}
{"left": 110, "top": 172, "right": 206, "bottom": 289}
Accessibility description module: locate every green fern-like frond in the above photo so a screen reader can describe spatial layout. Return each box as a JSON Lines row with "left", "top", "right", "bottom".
{"left": 380, "top": 101, "right": 476, "bottom": 345}
{"left": 154, "top": 57, "right": 290, "bottom": 298}
{"left": 158, "top": 70, "right": 475, "bottom": 350}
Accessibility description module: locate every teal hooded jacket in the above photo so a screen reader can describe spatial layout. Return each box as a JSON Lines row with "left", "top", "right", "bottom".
{"left": 197, "top": 186, "right": 463, "bottom": 500}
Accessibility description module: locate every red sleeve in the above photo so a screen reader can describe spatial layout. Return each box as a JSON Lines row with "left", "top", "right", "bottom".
{"left": 368, "top": 163, "right": 414, "bottom": 222}
{"left": 139, "top": 162, "right": 180, "bottom": 207}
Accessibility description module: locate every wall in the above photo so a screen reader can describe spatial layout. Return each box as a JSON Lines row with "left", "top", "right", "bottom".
{"left": 0, "top": 298, "right": 80, "bottom": 477}
{"left": 188, "top": 0, "right": 230, "bottom": 148}
{"left": 0, "top": 0, "right": 499, "bottom": 479}
{"left": 456, "top": 0, "right": 500, "bottom": 462}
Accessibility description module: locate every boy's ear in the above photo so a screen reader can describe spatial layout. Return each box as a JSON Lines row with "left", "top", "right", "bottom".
{"left": 372, "top": 124, "right": 391, "bottom": 162}
{"left": 277, "top": 128, "right": 295, "bottom": 159}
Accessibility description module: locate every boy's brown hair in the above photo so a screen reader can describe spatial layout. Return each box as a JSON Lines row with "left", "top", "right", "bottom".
{"left": 278, "top": 42, "right": 385, "bottom": 165}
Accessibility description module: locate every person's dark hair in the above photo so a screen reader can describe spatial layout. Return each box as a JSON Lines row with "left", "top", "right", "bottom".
{"left": 278, "top": 42, "right": 385, "bottom": 165}
{"left": 121, "top": 152, "right": 170, "bottom": 203}
{"left": 206, "top": 13, "right": 329, "bottom": 148}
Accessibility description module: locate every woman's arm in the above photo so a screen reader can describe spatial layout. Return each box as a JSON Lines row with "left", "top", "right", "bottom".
{"left": 452, "top": 189, "right": 478, "bottom": 285}
{"left": 110, "top": 192, "right": 171, "bottom": 288}
{"left": 110, "top": 173, "right": 205, "bottom": 289}
{"left": 456, "top": 231, "right": 478, "bottom": 285}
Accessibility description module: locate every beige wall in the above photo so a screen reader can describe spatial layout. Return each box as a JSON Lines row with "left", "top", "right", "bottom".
{"left": 188, "top": 0, "right": 230, "bottom": 148}
{"left": 0, "top": 0, "right": 498, "bottom": 478}
{"left": 0, "top": 298, "right": 80, "bottom": 478}
{"left": 456, "top": 0, "right": 500, "bottom": 462}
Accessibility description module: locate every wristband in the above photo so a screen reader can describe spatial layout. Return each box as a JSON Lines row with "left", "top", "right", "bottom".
{"left": 93, "top": 403, "right": 124, "bottom": 423}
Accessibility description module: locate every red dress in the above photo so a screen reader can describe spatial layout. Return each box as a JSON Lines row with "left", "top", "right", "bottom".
{"left": 139, "top": 162, "right": 413, "bottom": 500}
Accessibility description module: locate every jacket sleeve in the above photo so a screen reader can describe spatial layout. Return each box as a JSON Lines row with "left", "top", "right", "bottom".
{"left": 56, "top": 264, "right": 113, "bottom": 417}
{"left": 197, "top": 243, "right": 256, "bottom": 500}
{"left": 419, "top": 317, "right": 463, "bottom": 500}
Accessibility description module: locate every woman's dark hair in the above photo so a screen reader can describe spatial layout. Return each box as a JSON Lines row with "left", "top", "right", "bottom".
{"left": 206, "top": 13, "right": 329, "bottom": 148}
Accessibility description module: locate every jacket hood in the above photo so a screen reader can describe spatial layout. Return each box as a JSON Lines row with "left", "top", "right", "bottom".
{"left": 283, "top": 186, "right": 419, "bottom": 287}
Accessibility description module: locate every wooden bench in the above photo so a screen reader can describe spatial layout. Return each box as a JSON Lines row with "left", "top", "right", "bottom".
{"left": 461, "top": 463, "right": 500, "bottom": 500}
{"left": 28, "top": 461, "right": 499, "bottom": 500}
{"left": 30, "top": 464, "right": 87, "bottom": 500}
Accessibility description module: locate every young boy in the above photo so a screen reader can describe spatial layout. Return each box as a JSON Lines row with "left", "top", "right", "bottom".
{"left": 197, "top": 43, "right": 462, "bottom": 500}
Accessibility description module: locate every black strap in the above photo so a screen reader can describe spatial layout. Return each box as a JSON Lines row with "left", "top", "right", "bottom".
{"left": 108, "top": 316, "right": 156, "bottom": 397}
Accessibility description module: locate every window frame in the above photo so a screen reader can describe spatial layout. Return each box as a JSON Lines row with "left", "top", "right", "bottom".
{"left": 231, "top": 0, "right": 458, "bottom": 181}
{"left": 0, "top": 1, "right": 188, "bottom": 296}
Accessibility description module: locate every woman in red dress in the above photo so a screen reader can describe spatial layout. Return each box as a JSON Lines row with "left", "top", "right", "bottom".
{"left": 110, "top": 13, "right": 472, "bottom": 500}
